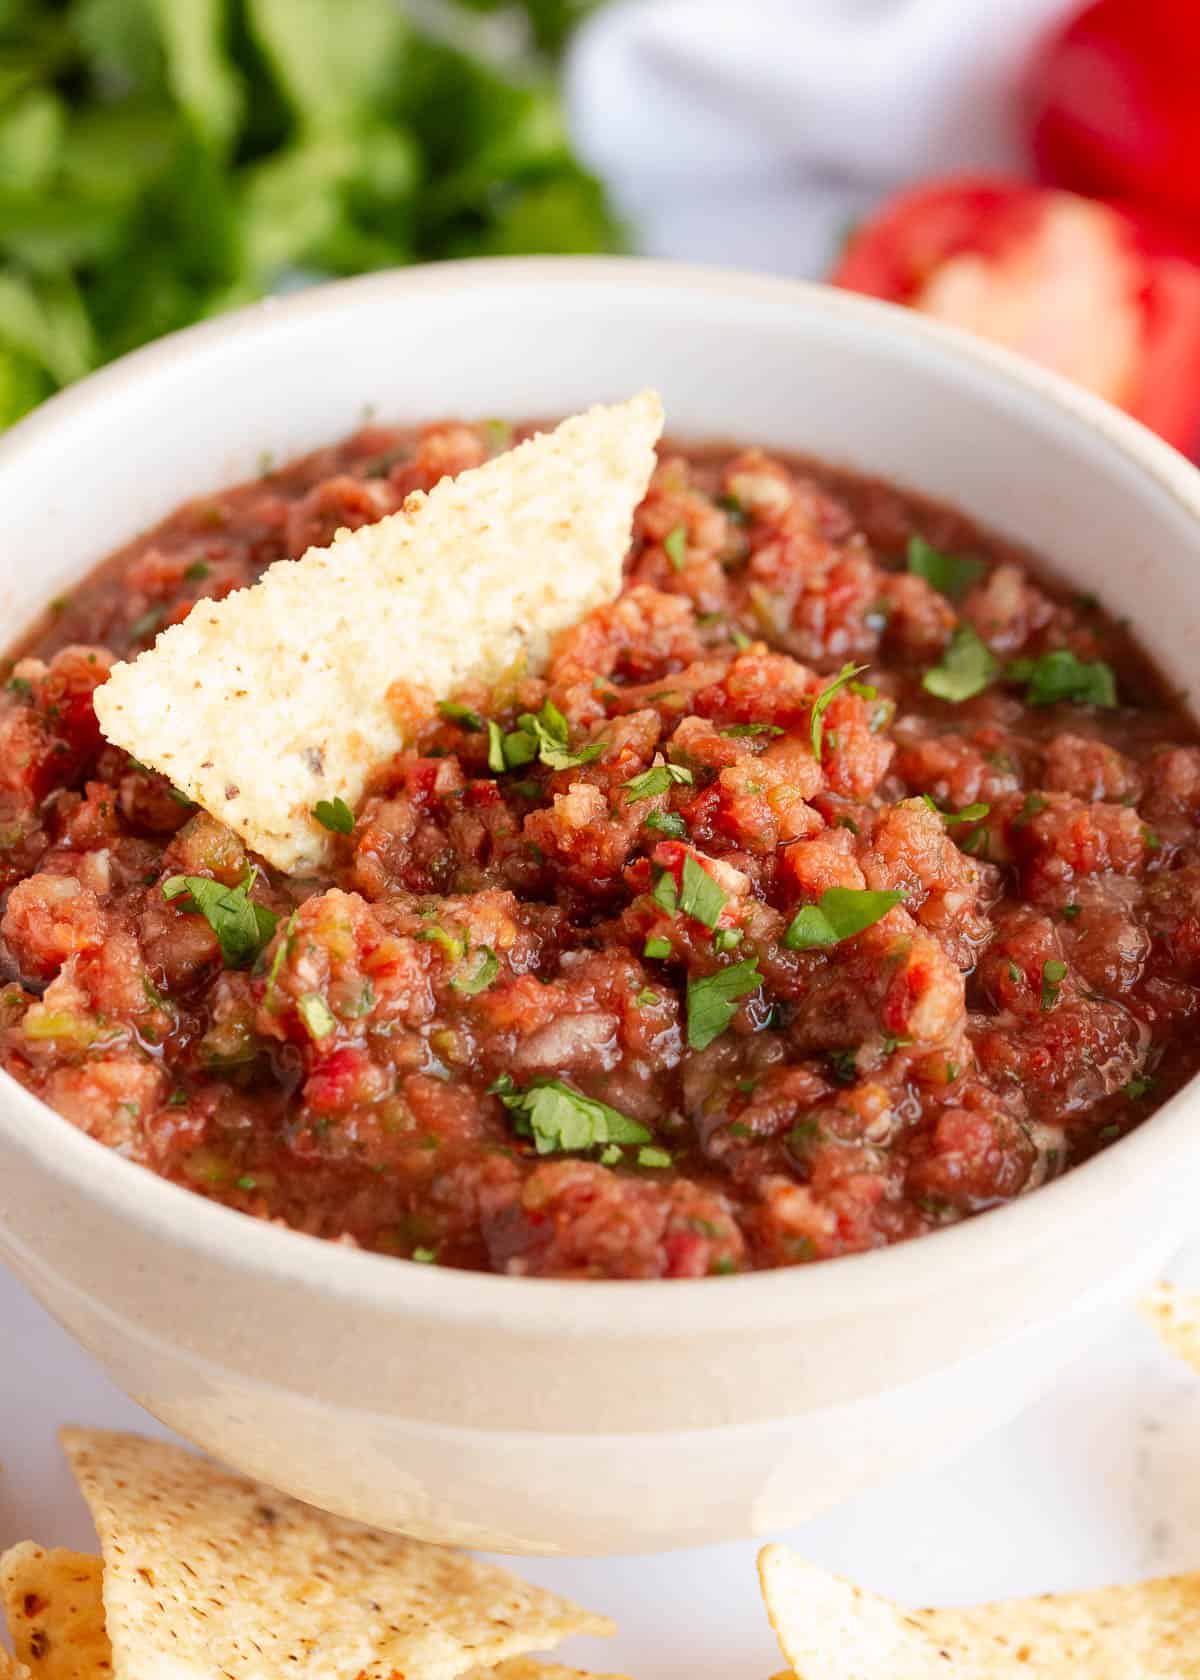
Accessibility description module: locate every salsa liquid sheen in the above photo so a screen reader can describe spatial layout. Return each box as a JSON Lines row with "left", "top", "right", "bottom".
{"left": 1, "top": 418, "right": 1197, "bottom": 1278}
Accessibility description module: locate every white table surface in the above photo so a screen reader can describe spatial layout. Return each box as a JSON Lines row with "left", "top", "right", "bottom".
{"left": 6, "top": 1240, "right": 1200, "bottom": 1677}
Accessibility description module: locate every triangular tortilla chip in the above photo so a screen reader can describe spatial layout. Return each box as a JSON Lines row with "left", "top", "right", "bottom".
{"left": 0, "top": 1543, "right": 626, "bottom": 1680}
{"left": 1142, "top": 1282, "right": 1200, "bottom": 1372}
{"left": 62, "top": 1429, "right": 613, "bottom": 1680}
{"left": 94, "top": 392, "right": 663, "bottom": 872}
{"left": 1, "top": 1546, "right": 110, "bottom": 1680}
{"left": 759, "top": 1543, "right": 1200, "bottom": 1679}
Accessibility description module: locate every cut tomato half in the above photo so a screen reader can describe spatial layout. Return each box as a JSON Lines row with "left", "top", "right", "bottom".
{"left": 831, "top": 176, "right": 1200, "bottom": 456}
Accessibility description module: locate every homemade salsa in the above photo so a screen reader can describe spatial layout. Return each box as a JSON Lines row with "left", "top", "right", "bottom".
{"left": 2, "top": 419, "right": 1198, "bottom": 1278}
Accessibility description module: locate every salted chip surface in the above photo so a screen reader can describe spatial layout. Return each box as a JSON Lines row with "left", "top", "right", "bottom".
{"left": 0, "top": 1548, "right": 624, "bottom": 1680}
{"left": 1141, "top": 1281, "right": 1200, "bottom": 1371}
{"left": 758, "top": 1543, "right": 1200, "bottom": 1679}
{"left": 94, "top": 392, "right": 663, "bottom": 872}
{"left": 0, "top": 1546, "right": 110, "bottom": 1680}
{"left": 61, "top": 1429, "right": 614, "bottom": 1680}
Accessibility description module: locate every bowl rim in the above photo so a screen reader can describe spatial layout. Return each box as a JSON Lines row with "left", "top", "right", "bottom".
{"left": 5, "top": 252, "right": 1200, "bottom": 1337}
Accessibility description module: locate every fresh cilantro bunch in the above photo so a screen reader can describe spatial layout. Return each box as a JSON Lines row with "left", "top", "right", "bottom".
{"left": 0, "top": 0, "right": 619, "bottom": 427}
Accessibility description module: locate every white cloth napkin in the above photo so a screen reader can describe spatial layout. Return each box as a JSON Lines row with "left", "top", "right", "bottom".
{"left": 567, "top": 0, "right": 1079, "bottom": 278}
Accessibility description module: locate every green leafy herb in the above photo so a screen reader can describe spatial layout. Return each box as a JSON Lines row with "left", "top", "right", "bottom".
{"left": 496, "top": 1077, "right": 650, "bottom": 1155}
{"left": 906, "top": 535, "right": 985, "bottom": 601}
{"left": 451, "top": 945, "right": 498, "bottom": 996}
{"left": 1123, "top": 1075, "right": 1155, "bottom": 1101}
{"left": 721, "top": 722, "right": 784, "bottom": 738}
{"left": 678, "top": 854, "right": 727, "bottom": 929}
{"left": 504, "top": 699, "right": 603, "bottom": 772}
{"left": 922, "top": 625, "right": 998, "bottom": 703}
{"left": 438, "top": 700, "right": 484, "bottom": 732}
{"left": 129, "top": 606, "right": 164, "bottom": 642}
{"left": 664, "top": 524, "right": 687, "bottom": 572}
{"left": 1040, "top": 958, "right": 1068, "bottom": 1012}
{"left": 313, "top": 796, "right": 354, "bottom": 835}
{"left": 730, "top": 625, "right": 753, "bottom": 651}
{"left": 183, "top": 560, "right": 210, "bottom": 582}
{"left": 1061, "top": 902, "right": 1082, "bottom": 921}
{"left": 1013, "top": 792, "right": 1050, "bottom": 828}
{"left": 623, "top": 762, "right": 694, "bottom": 802}
{"left": 162, "top": 870, "right": 277, "bottom": 968}
{"left": 297, "top": 992, "right": 337, "bottom": 1040}
{"left": 810, "top": 663, "right": 867, "bottom": 759}
{"left": 637, "top": 1145, "right": 672, "bottom": 1169}
{"left": 643, "top": 935, "right": 672, "bottom": 960}
{"left": 486, "top": 719, "right": 507, "bottom": 773}
{"left": 1006, "top": 650, "right": 1117, "bottom": 708}
{"left": 784, "top": 887, "right": 904, "bottom": 951}
{"left": 645, "top": 809, "right": 687, "bottom": 839}
{"left": 827, "top": 1047, "right": 859, "bottom": 1084}
{"left": 634, "top": 987, "right": 660, "bottom": 1008}
{"left": 713, "top": 927, "right": 743, "bottom": 953}
{"left": 411, "top": 1246, "right": 437, "bottom": 1264}
{"left": 686, "top": 958, "right": 762, "bottom": 1050}
{"left": 652, "top": 869, "right": 679, "bottom": 916}
{"left": 921, "top": 794, "right": 990, "bottom": 825}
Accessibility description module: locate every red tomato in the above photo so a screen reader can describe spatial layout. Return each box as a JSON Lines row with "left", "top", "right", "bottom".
{"left": 1030, "top": 0, "right": 1200, "bottom": 218}
{"left": 831, "top": 176, "right": 1200, "bottom": 455}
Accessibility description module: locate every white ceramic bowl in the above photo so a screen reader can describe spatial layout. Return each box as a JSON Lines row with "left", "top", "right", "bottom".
{"left": 3, "top": 259, "right": 1200, "bottom": 1556}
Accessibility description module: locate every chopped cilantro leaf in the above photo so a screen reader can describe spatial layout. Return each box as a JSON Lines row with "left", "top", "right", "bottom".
{"left": 686, "top": 958, "right": 762, "bottom": 1050}
{"left": 921, "top": 794, "right": 990, "bottom": 825}
{"left": 635, "top": 987, "right": 660, "bottom": 1008}
{"left": 827, "top": 1047, "right": 859, "bottom": 1084}
{"left": 637, "top": 1145, "right": 672, "bottom": 1168}
{"left": 1006, "top": 650, "right": 1117, "bottom": 708}
{"left": 183, "top": 561, "right": 210, "bottom": 582}
{"left": 438, "top": 701, "right": 484, "bottom": 732}
{"left": 922, "top": 625, "right": 997, "bottom": 703}
{"left": 679, "top": 854, "right": 727, "bottom": 929}
{"left": 784, "top": 887, "right": 904, "bottom": 951}
{"left": 721, "top": 722, "right": 785, "bottom": 738}
{"left": 1061, "top": 903, "right": 1082, "bottom": 921}
{"left": 907, "top": 535, "right": 985, "bottom": 601}
{"left": 506, "top": 699, "right": 603, "bottom": 771}
{"left": 297, "top": 993, "right": 337, "bottom": 1040}
{"left": 664, "top": 524, "right": 687, "bottom": 571}
{"left": 1013, "top": 792, "right": 1050, "bottom": 827}
{"left": 652, "top": 869, "right": 679, "bottom": 916}
{"left": 730, "top": 626, "right": 753, "bottom": 651}
{"left": 451, "top": 945, "right": 499, "bottom": 997}
{"left": 162, "top": 870, "right": 277, "bottom": 969}
{"left": 1040, "top": 958, "right": 1068, "bottom": 1012}
{"left": 623, "top": 762, "right": 694, "bottom": 802}
{"left": 411, "top": 1246, "right": 438, "bottom": 1264}
{"left": 645, "top": 809, "right": 687, "bottom": 839}
{"left": 600, "top": 1143, "right": 623, "bottom": 1165}
{"left": 1123, "top": 1075, "right": 1155, "bottom": 1101}
{"left": 313, "top": 796, "right": 354, "bottom": 835}
{"left": 486, "top": 719, "right": 507, "bottom": 773}
{"left": 713, "top": 927, "right": 743, "bottom": 953}
{"left": 497, "top": 1077, "right": 650, "bottom": 1155}
{"left": 129, "top": 607, "right": 165, "bottom": 641}
{"left": 810, "top": 663, "right": 867, "bottom": 759}
{"left": 644, "top": 935, "right": 672, "bottom": 959}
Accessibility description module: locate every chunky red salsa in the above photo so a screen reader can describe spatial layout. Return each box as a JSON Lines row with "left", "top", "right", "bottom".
{"left": 2, "top": 419, "right": 1198, "bottom": 1278}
